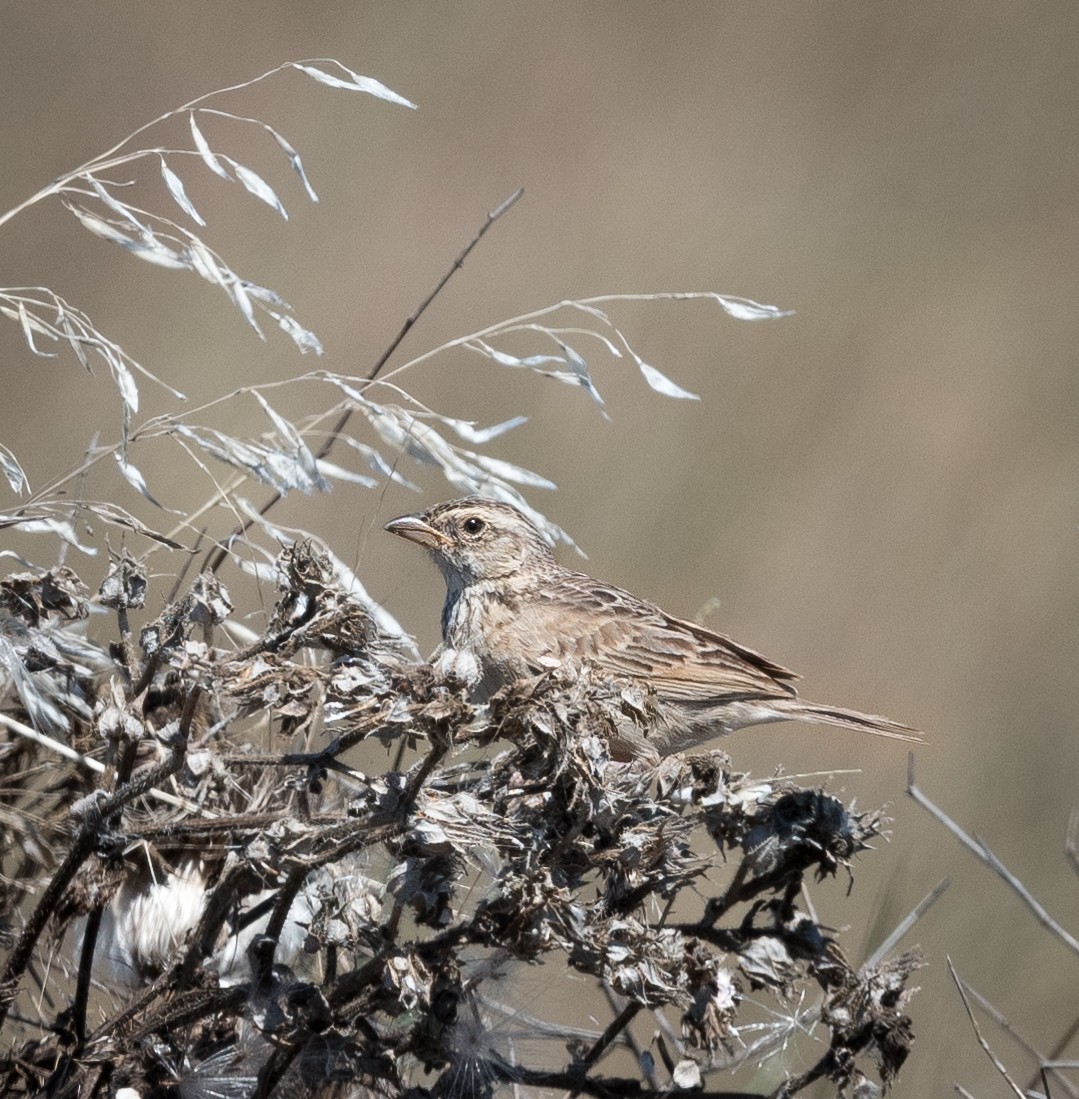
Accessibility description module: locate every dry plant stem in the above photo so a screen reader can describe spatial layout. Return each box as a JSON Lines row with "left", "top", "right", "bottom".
{"left": 175, "top": 860, "right": 265, "bottom": 984}
{"left": 0, "top": 712, "right": 102, "bottom": 771}
{"left": 2, "top": 820, "right": 103, "bottom": 1024}
{"left": 2, "top": 110, "right": 158, "bottom": 227}
{"left": 114, "top": 603, "right": 136, "bottom": 684}
{"left": 391, "top": 730, "right": 409, "bottom": 771}
{"left": 948, "top": 956, "right": 1027, "bottom": 1099}
{"left": 1067, "top": 809, "right": 1079, "bottom": 878}
{"left": 0, "top": 713, "right": 207, "bottom": 814}
{"left": 42, "top": 1060, "right": 93, "bottom": 1099}
{"left": 364, "top": 187, "right": 524, "bottom": 386}
{"left": 908, "top": 754, "right": 1079, "bottom": 957}
{"left": 203, "top": 187, "right": 523, "bottom": 575}
{"left": 565, "top": 1000, "right": 641, "bottom": 1099}
{"left": 85, "top": 965, "right": 237, "bottom": 1045}
{"left": 376, "top": 290, "right": 783, "bottom": 392}
{"left": 654, "top": 1030, "right": 677, "bottom": 1076}
{"left": 261, "top": 863, "right": 309, "bottom": 979}
{"left": 1038, "top": 1018, "right": 1079, "bottom": 1096}
{"left": 490, "top": 1057, "right": 763, "bottom": 1099}
{"left": 0, "top": 687, "right": 199, "bottom": 1031}
{"left": 128, "top": 810, "right": 286, "bottom": 845}
{"left": 224, "top": 711, "right": 386, "bottom": 767}
{"left": 0, "top": 59, "right": 339, "bottom": 233}
{"left": 131, "top": 625, "right": 176, "bottom": 698}
{"left": 71, "top": 907, "right": 103, "bottom": 1049}
{"left": 104, "top": 987, "right": 249, "bottom": 1053}
{"left": 772, "top": 1059, "right": 829, "bottom": 1099}
{"left": 952, "top": 980, "right": 1079, "bottom": 1099}
{"left": 702, "top": 859, "right": 801, "bottom": 927}
{"left": 862, "top": 876, "right": 950, "bottom": 970}
{"left": 252, "top": 1039, "right": 305, "bottom": 1099}
{"left": 325, "top": 951, "right": 391, "bottom": 1014}
{"left": 59, "top": 430, "right": 98, "bottom": 570}
{"left": 403, "top": 736, "right": 451, "bottom": 806}
{"left": 600, "top": 984, "right": 663, "bottom": 1091}
{"left": 652, "top": 1007, "right": 687, "bottom": 1067}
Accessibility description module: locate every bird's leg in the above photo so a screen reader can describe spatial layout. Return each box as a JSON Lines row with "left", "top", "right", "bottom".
{"left": 433, "top": 644, "right": 480, "bottom": 687}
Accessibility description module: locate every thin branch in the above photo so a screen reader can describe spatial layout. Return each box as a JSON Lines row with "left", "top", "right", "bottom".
{"left": 600, "top": 985, "right": 662, "bottom": 1091}
{"left": 948, "top": 956, "right": 1026, "bottom": 1099}
{"left": 862, "top": 877, "right": 950, "bottom": 970}
{"left": 566, "top": 1001, "right": 642, "bottom": 1099}
{"left": 908, "top": 754, "right": 1079, "bottom": 957}
{"left": 0, "top": 711, "right": 207, "bottom": 815}
{"left": 71, "top": 908, "right": 102, "bottom": 1050}
{"left": 486, "top": 1053, "right": 763, "bottom": 1098}
{"left": 366, "top": 187, "right": 523, "bottom": 385}
{"left": 0, "top": 688, "right": 198, "bottom": 1031}
{"left": 0, "top": 711, "right": 103, "bottom": 772}
{"left": 202, "top": 188, "right": 523, "bottom": 574}
{"left": 952, "top": 979, "right": 1079, "bottom": 1099}
{"left": 252, "top": 1037, "right": 305, "bottom": 1099}
{"left": 1031, "top": 1012, "right": 1079, "bottom": 1098}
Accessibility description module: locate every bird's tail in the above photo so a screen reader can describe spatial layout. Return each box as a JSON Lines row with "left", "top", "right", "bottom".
{"left": 772, "top": 699, "right": 922, "bottom": 743}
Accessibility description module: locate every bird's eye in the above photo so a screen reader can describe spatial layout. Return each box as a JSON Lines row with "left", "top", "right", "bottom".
{"left": 462, "top": 516, "right": 485, "bottom": 536}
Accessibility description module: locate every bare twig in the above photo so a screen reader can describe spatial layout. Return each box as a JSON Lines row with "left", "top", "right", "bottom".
{"left": 0, "top": 688, "right": 199, "bottom": 1030}
{"left": 948, "top": 956, "right": 1026, "bottom": 1099}
{"left": 252, "top": 1038, "right": 305, "bottom": 1099}
{"left": 908, "top": 754, "right": 1079, "bottom": 957}
{"left": 0, "top": 710, "right": 207, "bottom": 815}
{"left": 951, "top": 978, "right": 1079, "bottom": 1099}
{"left": 862, "top": 877, "right": 950, "bottom": 970}
{"left": 566, "top": 1001, "right": 642, "bottom": 1099}
{"left": 1066, "top": 809, "right": 1079, "bottom": 879}
{"left": 600, "top": 985, "right": 663, "bottom": 1091}
{"left": 1032, "top": 1016, "right": 1079, "bottom": 1098}
{"left": 202, "top": 188, "right": 523, "bottom": 575}
{"left": 0, "top": 711, "right": 104, "bottom": 771}
{"left": 71, "top": 907, "right": 102, "bottom": 1049}
{"left": 366, "top": 187, "right": 524, "bottom": 385}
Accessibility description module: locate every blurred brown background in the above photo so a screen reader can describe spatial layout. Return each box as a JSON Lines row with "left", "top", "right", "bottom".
{"left": 2, "top": 3, "right": 1077, "bottom": 1094}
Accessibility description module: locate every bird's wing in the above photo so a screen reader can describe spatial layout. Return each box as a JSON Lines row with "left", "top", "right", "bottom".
{"left": 535, "top": 577, "right": 799, "bottom": 703}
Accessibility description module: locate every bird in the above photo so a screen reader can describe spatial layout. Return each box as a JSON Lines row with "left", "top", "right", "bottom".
{"left": 384, "top": 496, "right": 920, "bottom": 761}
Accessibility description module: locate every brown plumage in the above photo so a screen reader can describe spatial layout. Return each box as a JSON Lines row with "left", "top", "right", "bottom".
{"left": 385, "top": 497, "right": 919, "bottom": 761}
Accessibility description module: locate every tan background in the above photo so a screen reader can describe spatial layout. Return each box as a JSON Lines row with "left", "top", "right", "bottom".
{"left": 3, "top": 3, "right": 1078, "bottom": 1095}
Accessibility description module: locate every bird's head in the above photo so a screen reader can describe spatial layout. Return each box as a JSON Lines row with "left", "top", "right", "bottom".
{"left": 384, "top": 497, "right": 557, "bottom": 588}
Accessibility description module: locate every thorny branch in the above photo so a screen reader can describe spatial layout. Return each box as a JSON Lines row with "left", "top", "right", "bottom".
{"left": 0, "top": 544, "right": 924, "bottom": 1097}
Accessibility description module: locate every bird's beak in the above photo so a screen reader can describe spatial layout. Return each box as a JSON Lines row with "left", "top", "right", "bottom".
{"left": 384, "top": 513, "right": 452, "bottom": 550}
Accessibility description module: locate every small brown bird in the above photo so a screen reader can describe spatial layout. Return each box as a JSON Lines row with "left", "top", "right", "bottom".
{"left": 385, "top": 497, "right": 919, "bottom": 760}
